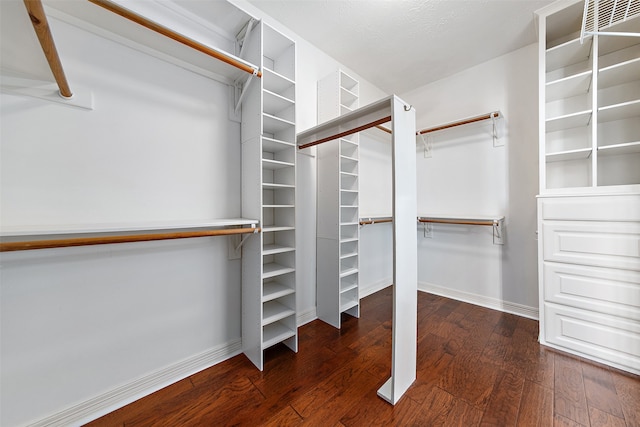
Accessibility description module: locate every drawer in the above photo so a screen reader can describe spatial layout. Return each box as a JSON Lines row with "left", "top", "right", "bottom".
{"left": 542, "top": 221, "right": 640, "bottom": 270}
{"left": 539, "top": 195, "right": 640, "bottom": 222}
{"left": 544, "top": 262, "right": 640, "bottom": 321}
{"left": 544, "top": 303, "right": 640, "bottom": 373}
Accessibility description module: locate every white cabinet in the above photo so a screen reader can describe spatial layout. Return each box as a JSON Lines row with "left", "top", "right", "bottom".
{"left": 536, "top": 0, "right": 640, "bottom": 375}
{"left": 537, "top": 195, "right": 640, "bottom": 374}
{"left": 539, "top": 0, "right": 640, "bottom": 192}
{"left": 316, "top": 69, "right": 360, "bottom": 328}
{"left": 241, "top": 22, "right": 297, "bottom": 370}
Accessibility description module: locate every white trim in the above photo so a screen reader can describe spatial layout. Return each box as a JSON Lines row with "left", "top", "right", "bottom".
{"left": 418, "top": 281, "right": 539, "bottom": 320}
{"left": 297, "top": 306, "right": 317, "bottom": 327}
{"left": 27, "top": 340, "right": 242, "bottom": 427}
{"left": 359, "top": 278, "right": 393, "bottom": 299}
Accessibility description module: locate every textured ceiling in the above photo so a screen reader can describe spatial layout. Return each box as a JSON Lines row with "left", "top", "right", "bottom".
{"left": 248, "top": 0, "right": 555, "bottom": 94}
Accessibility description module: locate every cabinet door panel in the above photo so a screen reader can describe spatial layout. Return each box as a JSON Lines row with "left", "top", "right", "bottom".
{"left": 542, "top": 221, "right": 640, "bottom": 270}
{"left": 544, "top": 262, "right": 640, "bottom": 320}
{"left": 540, "top": 195, "right": 640, "bottom": 221}
{"left": 544, "top": 303, "right": 640, "bottom": 373}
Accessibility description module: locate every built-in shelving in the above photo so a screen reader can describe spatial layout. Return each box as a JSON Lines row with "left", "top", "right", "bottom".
{"left": 316, "top": 69, "right": 361, "bottom": 329}
{"left": 241, "top": 22, "right": 297, "bottom": 371}
{"left": 535, "top": 0, "right": 640, "bottom": 377}
{"left": 540, "top": 0, "right": 640, "bottom": 192}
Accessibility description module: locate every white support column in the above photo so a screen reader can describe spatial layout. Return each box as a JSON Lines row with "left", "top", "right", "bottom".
{"left": 377, "top": 96, "right": 417, "bottom": 405}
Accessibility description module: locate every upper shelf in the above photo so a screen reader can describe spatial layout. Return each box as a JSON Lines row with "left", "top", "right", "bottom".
{"left": 0, "top": 218, "right": 259, "bottom": 237}
{"left": 43, "top": 0, "right": 260, "bottom": 84}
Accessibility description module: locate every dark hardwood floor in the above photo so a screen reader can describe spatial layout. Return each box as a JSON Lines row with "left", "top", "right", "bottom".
{"left": 87, "top": 287, "right": 640, "bottom": 426}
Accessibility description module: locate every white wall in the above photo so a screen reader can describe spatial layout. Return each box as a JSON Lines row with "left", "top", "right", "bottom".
{"left": 0, "top": 2, "right": 387, "bottom": 426}
{"left": 399, "top": 43, "right": 540, "bottom": 315}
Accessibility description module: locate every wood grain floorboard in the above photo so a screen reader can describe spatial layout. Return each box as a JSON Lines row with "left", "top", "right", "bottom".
{"left": 85, "top": 287, "right": 640, "bottom": 427}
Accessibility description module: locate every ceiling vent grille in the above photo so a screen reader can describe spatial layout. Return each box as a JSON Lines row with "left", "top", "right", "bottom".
{"left": 580, "top": 0, "right": 640, "bottom": 42}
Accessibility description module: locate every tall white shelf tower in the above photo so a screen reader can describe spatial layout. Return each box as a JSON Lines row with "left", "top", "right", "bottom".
{"left": 316, "top": 69, "right": 361, "bottom": 328}
{"left": 241, "top": 22, "right": 298, "bottom": 370}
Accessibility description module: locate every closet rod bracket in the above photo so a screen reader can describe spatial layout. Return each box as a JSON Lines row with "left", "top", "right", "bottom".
{"left": 493, "top": 218, "right": 504, "bottom": 245}
{"left": 420, "top": 133, "right": 432, "bottom": 158}
{"left": 491, "top": 112, "right": 503, "bottom": 147}
{"left": 423, "top": 222, "right": 433, "bottom": 238}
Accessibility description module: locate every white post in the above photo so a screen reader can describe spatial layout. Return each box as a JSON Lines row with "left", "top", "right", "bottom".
{"left": 377, "top": 96, "right": 417, "bottom": 404}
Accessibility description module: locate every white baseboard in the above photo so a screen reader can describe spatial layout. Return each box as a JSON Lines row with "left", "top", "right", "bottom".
{"left": 418, "top": 281, "right": 539, "bottom": 320}
{"left": 360, "top": 278, "right": 392, "bottom": 298}
{"left": 297, "top": 306, "right": 317, "bottom": 326}
{"left": 29, "top": 340, "right": 242, "bottom": 427}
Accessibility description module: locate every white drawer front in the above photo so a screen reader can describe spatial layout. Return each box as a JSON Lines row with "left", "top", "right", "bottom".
{"left": 544, "top": 303, "right": 640, "bottom": 372}
{"left": 544, "top": 262, "right": 640, "bottom": 321}
{"left": 542, "top": 221, "right": 640, "bottom": 270}
{"left": 540, "top": 195, "right": 640, "bottom": 222}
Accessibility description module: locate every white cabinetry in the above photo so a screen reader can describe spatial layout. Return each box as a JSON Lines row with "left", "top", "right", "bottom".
{"left": 539, "top": 0, "right": 640, "bottom": 191}
{"left": 536, "top": 0, "right": 640, "bottom": 375}
{"left": 316, "top": 70, "right": 360, "bottom": 328}
{"left": 241, "top": 22, "right": 297, "bottom": 370}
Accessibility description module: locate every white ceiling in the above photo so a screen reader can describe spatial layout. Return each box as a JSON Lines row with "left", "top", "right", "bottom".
{"left": 248, "top": 0, "right": 555, "bottom": 94}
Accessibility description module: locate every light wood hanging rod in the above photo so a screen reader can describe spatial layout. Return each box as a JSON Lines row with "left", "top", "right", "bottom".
{"left": 417, "top": 217, "right": 497, "bottom": 226}
{"left": 417, "top": 112, "right": 500, "bottom": 135}
{"left": 0, "top": 226, "right": 261, "bottom": 252}
{"left": 23, "top": 0, "right": 73, "bottom": 98}
{"left": 87, "top": 0, "right": 262, "bottom": 78}
{"left": 359, "top": 217, "right": 393, "bottom": 225}
{"left": 299, "top": 116, "right": 391, "bottom": 150}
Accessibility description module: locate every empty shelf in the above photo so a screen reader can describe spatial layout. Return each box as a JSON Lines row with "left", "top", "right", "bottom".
{"left": 263, "top": 262, "right": 295, "bottom": 279}
{"left": 262, "top": 300, "right": 295, "bottom": 326}
{"left": 263, "top": 282, "right": 295, "bottom": 302}
{"left": 262, "top": 321, "right": 296, "bottom": 349}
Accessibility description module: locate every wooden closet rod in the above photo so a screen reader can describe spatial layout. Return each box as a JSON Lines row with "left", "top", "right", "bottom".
{"left": 0, "top": 227, "right": 260, "bottom": 252}
{"left": 417, "top": 217, "right": 496, "bottom": 226}
{"left": 88, "top": 0, "right": 262, "bottom": 78}
{"left": 359, "top": 217, "right": 392, "bottom": 225}
{"left": 23, "top": 0, "right": 73, "bottom": 98}
{"left": 298, "top": 116, "right": 391, "bottom": 150}
{"left": 417, "top": 112, "right": 500, "bottom": 135}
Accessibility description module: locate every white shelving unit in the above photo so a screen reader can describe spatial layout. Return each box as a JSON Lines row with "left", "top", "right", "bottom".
{"left": 241, "top": 22, "right": 297, "bottom": 370}
{"left": 316, "top": 69, "right": 360, "bottom": 328}
{"left": 536, "top": 0, "right": 640, "bottom": 375}
{"left": 540, "top": 0, "right": 640, "bottom": 191}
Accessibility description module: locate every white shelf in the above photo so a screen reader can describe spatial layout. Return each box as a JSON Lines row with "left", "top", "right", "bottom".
{"left": 546, "top": 71, "right": 592, "bottom": 101}
{"left": 263, "top": 89, "right": 294, "bottom": 113}
{"left": 340, "top": 282, "right": 358, "bottom": 293}
{"left": 340, "top": 237, "right": 358, "bottom": 244}
{"left": 262, "top": 136, "right": 295, "bottom": 152}
{"left": 599, "top": 57, "right": 640, "bottom": 90}
{"left": 598, "top": 100, "right": 640, "bottom": 123}
{"left": 598, "top": 141, "right": 640, "bottom": 156}
{"left": 263, "top": 183, "right": 295, "bottom": 190}
{"left": 546, "top": 37, "right": 592, "bottom": 72}
{"left": 262, "top": 226, "right": 295, "bottom": 233}
{"left": 263, "top": 113, "right": 295, "bottom": 134}
{"left": 263, "top": 262, "right": 295, "bottom": 279}
{"left": 546, "top": 110, "right": 592, "bottom": 132}
{"left": 262, "top": 204, "right": 294, "bottom": 208}
{"left": 339, "top": 268, "right": 359, "bottom": 278}
{"left": 262, "top": 68, "right": 295, "bottom": 95}
{"left": 262, "top": 300, "right": 295, "bottom": 325}
{"left": 546, "top": 147, "right": 593, "bottom": 162}
{"left": 0, "top": 218, "right": 259, "bottom": 237}
{"left": 340, "top": 252, "right": 358, "bottom": 259}
{"left": 262, "top": 321, "right": 296, "bottom": 349}
{"left": 263, "top": 281, "right": 295, "bottom": 302}
{"left": 44, "top": 1, "right": 259, "bottom": 85}
{"left": 340, "top": 171, "right": 358, "bottom": 177}
{"left": 262, "top": 244, "right": 295, "bottom": 255}
{"left": 262, "top": 159, "right": 294, "bottom": 170}
{"left": 340, "top": 298, "right": 359, "bottom": 313}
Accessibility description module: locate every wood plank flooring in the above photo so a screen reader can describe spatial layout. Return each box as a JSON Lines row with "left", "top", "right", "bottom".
{"left": 86, "top": 287, "right": 639, "bottom": 426}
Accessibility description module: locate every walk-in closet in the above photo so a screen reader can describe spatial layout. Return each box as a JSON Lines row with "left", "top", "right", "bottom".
{"left": 1, "top": 0, "right": 638, "bottom": 425}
